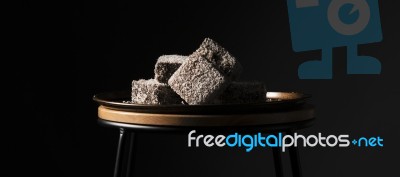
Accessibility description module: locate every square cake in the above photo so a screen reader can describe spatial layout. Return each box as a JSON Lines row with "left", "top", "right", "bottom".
{"left": 131, "top": 79, "right": 182, "bottom": 104}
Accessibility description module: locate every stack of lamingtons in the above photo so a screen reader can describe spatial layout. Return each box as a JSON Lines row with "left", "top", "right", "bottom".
{"left": 131, "top": 38, "right": 266, "bottom": 105}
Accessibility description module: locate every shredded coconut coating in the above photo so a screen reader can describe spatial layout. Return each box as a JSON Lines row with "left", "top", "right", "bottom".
{"left": 215, "top": 82, "right": 267, "bottom": 104}
{"left": 154, "top": 55, "right": 188, "bottom": 83}
{"left": 192, "top": 38, "right": 242, "bottom": 80}
{"left": 131, "top": 79, "right": 182, "bottom": 104}
{"left": 168, "top": 56, "right": 229, "bottom": 105}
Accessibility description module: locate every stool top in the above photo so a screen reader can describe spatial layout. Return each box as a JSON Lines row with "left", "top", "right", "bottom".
{"left": 94, "top": 91, "right": 311, "bottom": 114}
{"left": 98, "top": 104, "right": 315, "bottom": 127}
{"left": 94, "top": 91, "right": 314, "bottom": 127}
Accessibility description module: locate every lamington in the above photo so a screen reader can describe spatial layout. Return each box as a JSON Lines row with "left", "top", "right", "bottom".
{"left": 131, "top": 79, "right": 182, "bottom": 104}
{"left": 154, "top": 55, "right": 187, "bottom": 83}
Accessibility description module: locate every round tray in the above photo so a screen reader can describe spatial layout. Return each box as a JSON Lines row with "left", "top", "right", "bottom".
{"left": 93, "top": 91, "right": 310, "bottom": 114}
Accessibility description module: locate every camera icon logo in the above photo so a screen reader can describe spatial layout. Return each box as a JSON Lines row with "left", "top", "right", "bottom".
{"left": 287, "top": 0, "right": 383, "bottom": 79}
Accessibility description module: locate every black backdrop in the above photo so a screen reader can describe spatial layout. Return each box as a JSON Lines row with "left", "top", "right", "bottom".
{"left": 13, "top": 0, "right": 400, "bottom": 177}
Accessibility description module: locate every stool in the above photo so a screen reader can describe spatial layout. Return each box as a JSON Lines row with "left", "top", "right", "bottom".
{"left": 96, "top": 101, "right": 315, "bottom": 177}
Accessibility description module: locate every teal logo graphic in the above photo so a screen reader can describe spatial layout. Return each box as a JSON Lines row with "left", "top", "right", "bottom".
{"left": 286, "top": 0, "right": 383, "bottom": 79}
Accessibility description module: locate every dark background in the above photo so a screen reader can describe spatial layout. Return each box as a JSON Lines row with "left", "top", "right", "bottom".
{"left": 13, "top": 0, "right": 399, "bottom": 176}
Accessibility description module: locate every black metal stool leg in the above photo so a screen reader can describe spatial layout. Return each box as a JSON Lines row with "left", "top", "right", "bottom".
{"left": 114, "top": 128, "right": 127, "bottom": 177}
{"left": 288, "top": 131, "right": 302, "bottom": 177}
{"left": 272, "top": 147, "right": 284, "bottom": 177}
{"left": 125, "top": 132, "right": 136, "bottom": 177}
